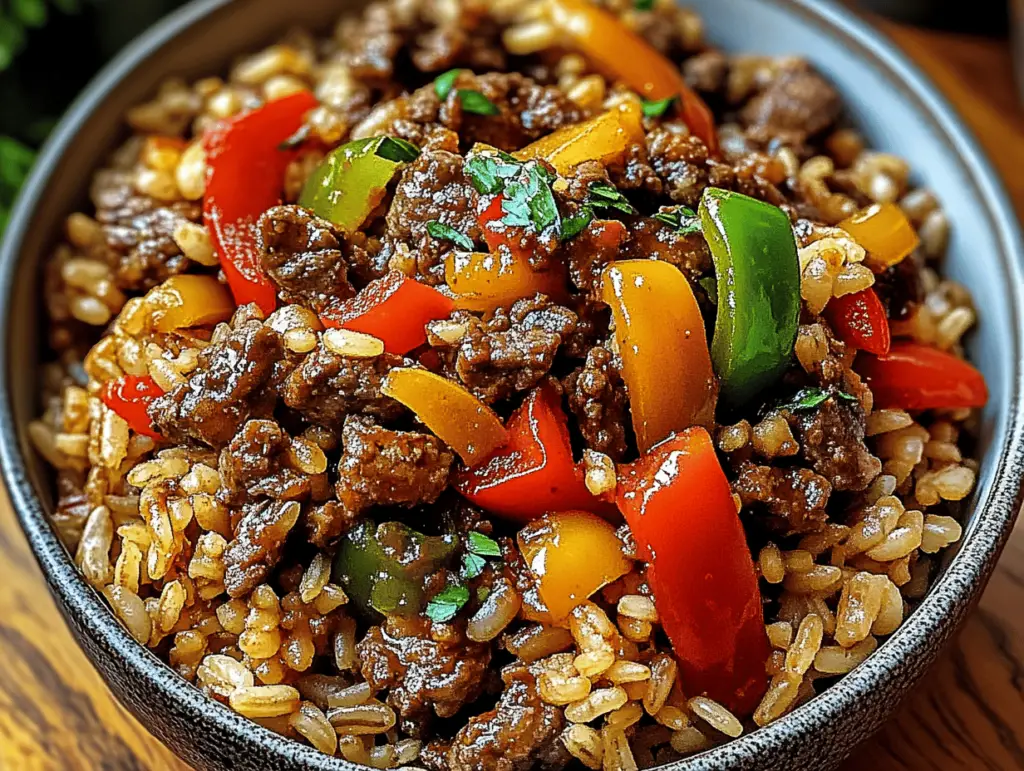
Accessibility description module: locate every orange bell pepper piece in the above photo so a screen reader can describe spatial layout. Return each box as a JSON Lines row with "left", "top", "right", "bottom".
{"left": 600, "top": 260, "right": 717, "bottom": 454}
{"left": 517, "top": 510, "right": 632, "bottom": 621}
{"left": 840, "top": 203, "right": 920, "bottom": 272}
{"left": 545, "top": 0, "right": 718, "bottom": 155}
{"left": 380, "top": 368, "right": 509, "bottom": 466}
{"left": 446, "top": 250, "right": 567, "bottom": 312}
{"left": 144, "top": 275, "right": 236, "bottom": 332}
{"left": 514, "top": 101, "right": 645, "bottom": 175}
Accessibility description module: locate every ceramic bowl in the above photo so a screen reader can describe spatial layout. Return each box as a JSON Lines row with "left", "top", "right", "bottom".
{"left": 1, "top": 0, "right": 1022, "bottom": 769}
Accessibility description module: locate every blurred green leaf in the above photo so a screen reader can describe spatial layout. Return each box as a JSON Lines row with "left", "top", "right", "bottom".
{"left": 0, "top": 135, "right": 36, "bottom": 192}
{"left": 0, "top": 14, "right": 27, "bottom": 71}
{"left": 12, "top": 0, "right": 48, "bottom": 29}
{"left": 48, "top": 0, "right": 79, "bottom": 14}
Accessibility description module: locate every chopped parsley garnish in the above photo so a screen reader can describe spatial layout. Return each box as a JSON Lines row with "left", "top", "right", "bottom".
{"left": 588, "top": 181, "right": 638, "bottom": 216}
{"left": 461, "top": 532, "right": 502, "bottom": 580}
{"left": 464, "top": 153, "right": 521, "bottom": 196}
{"left": 653, "top": 205, "right": 702, "bottom": 235}
{"left": 642, "top": 96, "right": 677, "bottom": 118}
{"left": 780, "top": 387, "right": 860, "bottom": 412}
{"left": 467, "top": 531, "right": 502, "bottom": 557}
{"left": 502, "top": 163, "right": 561, "bottom": 233}
{"left": 425, "top": 584, "right": 471, "bottom": 623}
{"left": 374, "top": 136, "right": 421, "bottom": 163}
{"left": 434, "top": 68, "right": 463, "bottom": 100}
{"left": 458, "top": 89, "right": 501, "bottom": 116}
{"left": 635, "top": 0, "right": 655, "bottom": 9}
{"left": 426, "top": 220, "right": 474, "bottom": 251}
{"left": 560, "top": 208, "right": 594, "bottom": 241}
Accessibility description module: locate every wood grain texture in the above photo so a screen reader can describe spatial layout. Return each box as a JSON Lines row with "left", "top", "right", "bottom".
{"left": 0, "top": 19, "right": 1021, "bottom": 771}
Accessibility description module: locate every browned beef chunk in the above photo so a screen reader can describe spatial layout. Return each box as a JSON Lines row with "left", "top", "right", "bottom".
{"left": 257, "top": 206, "right": 354, "bottom": 313}
{"left": 223, "top": 499, "right": 300, "bottom": 597}
{"left": 335, "top": 415, "right": 453, "bottom": 514}
{"left": 621, "top": 217, "right": 712, "bottom": 283}
{"left": 446, "top": 662, "right": 570, "bottom": 771}
{"left": 684, "top": 50, "right": 730, "bottom": 94}
{"left": 303, "top": 500, "right": 359, "bottom": 548}
{"left": 279, "top": 345, "right": 407, "bottom": 428}
{"left": 872, "top": 253, "right": 923, "bottom": 322}
{"left": 150, "top": 319, "right": 281, "bottom": 448}
{"left": 385, "top": 148, "right": 481, "bottom": 285}
{"left": 442, "top": 295, "right": 578, "bottom": 404}
{"left": 358, "top": 619, "right": 491, "bottom": 728}
{"left": 90, "top": 169, "right": 200, "bottom": 291}
{"left": 339, "top": 0, "right": 505, "bottom": 84}
{"left": 734, "top": 462, "right": 832, "bottom": 534}
{"left": 646, "top": 128, "right": 710, "bottom": 206}
{"left": 218, "top": 419, "right": 329, "bottom": 506}
{"left": 564, "top": 346, "right": 629, "bottom": 461}
{"left": 787, "top": 399, "right": 881, "bottom": 492}
{"left": 740, "top": 62, "right": 842, "bottom": 142}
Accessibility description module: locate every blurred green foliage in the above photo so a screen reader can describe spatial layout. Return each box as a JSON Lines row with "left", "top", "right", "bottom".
{"left": 0, "top": 0, "right": 185, "bottom": 237}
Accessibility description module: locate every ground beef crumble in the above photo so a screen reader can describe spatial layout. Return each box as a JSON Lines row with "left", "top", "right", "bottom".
{"left": 786, "top": 398, "right": 882, "bottom": 492}
{"left": 734, "top": 461, "right": 833, "bottom": 534}
{"left": 223, "top": 499, "right": 300, "bottom": 598}
{"left": 563, "top": 346, "right": 629, "bottom": 461}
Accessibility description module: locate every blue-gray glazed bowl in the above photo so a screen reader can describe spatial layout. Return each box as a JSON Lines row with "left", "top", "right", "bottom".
{"left": 1, "top": 0, "right": 1022, "bottom": 769}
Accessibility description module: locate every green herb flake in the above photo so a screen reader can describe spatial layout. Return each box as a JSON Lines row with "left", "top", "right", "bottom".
{"left": 464, "top": 155, "right": 504, "bottom": 196}
{"left": 458, "top": 89, "right": 501, "bottom": 116}
{"left": 434, "top": 68, "right": 463, "bottom": 100}
{"left": 426, "top": 220, "right": 474, "bottom": 251}
{"left": 560, "top": 207, "right": 594, "bottom": 241}
{"left": 781, "top": 387, "right": 859, "bottom": 412}
{"left": 462, "top": 553, "right": 487, "bottom": 580}
{"left": 642, "top": 96, "right": 677, "bottom": 119}
{"left": 425, "top": 584, "right": 471, "bottom": 623}
{"left": 501, "top": 163, "right": 560, "bottom": 234}
{"left": 588, "top": 181, "right": 638, "bottom": 216}
{"left": 467, "top": 531, "right": 502, "bottom": 557}
{"left": 374, "top": 136, "right": 421, "bottom": 163}
{"left": 635, "top": 0, "right": 655, "bottom": 9}
{"left": 653, "top": 205, "right": 701, "bottom": 235}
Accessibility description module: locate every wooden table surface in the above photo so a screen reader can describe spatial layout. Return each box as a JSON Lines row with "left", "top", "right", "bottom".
{"left": 2, "top": 19, "right": 1023, "bottom": 771}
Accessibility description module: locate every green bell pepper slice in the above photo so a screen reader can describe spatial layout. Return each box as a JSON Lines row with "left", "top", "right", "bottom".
{"left": 333, "top": 520, "right": 458, "bottom": 617}
{"left": 699, "top": 187, "right": 801, "bottom": 407}
{"left": 299, "top": 135, "right": 419, "bottom": 233}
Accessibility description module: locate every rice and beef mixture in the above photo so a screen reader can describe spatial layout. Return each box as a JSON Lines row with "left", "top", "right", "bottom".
{"left": 31, "top": 0, "right": 987, "bottom": 768}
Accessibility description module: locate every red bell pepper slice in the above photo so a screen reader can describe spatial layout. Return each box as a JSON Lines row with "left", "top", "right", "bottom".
{"left": 478, "top": 194, "right": 536, "bottom": 264}
{"left": 320, "top": 271, "right": 455, "bottom": 355}
{"left": 825, "top": 287, "right": 891, "bottom": 356}
{"left": 101, "top": 376, "right": 165, "bottom": 440}
{"left": 203, "top": 91, "right": 318, "bottom": 315}
{"left": 616, "top": 428, "right": 769, "bottom": 715}
{"left": 857, "top": 342, "right": 988, "bottom": 411}
{"left": 453, "top": 382, "right": 604, "bottom": 523}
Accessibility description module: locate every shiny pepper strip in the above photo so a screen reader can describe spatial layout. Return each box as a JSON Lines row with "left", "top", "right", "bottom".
{"left": 600, "top": 260, "right": 717, "bottom": 454}
{"left": 100, "top": 375, "right": 164, "bottom": 439}
{"left": 381, "top": 368, "right": 509, "bottom": 466}
{"left": 857, "top": 342, "right": 988, "bottom": 411}
{"left": 143, "top": 275, "right": 235, "bottom": 333}
{"left": 203, "top": 91, "right": 318, "bottom": 315}
{"left": 545, "top": 0, "right": 718, "bottom": 155}
{"left": 699, "top": 187, "right": 801, "bottom": 407}
{"left": 839, "top": 203, "right": 920, "bottom": 272}
{"left": 825, "top": 287, "right": 891, "bottom": 356}
{"left": 616, "top": 428, "right": 770, "bottom": 716}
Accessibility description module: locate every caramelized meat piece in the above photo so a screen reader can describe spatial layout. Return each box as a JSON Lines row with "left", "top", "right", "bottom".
{"left": 563, "top": 346, "right": 629, "bottom": 461}
{"left": 223, "top": 499, "right": 300, "bottom": 597}
{"left": 386, "top": 148, "right": 481, "bottom": 285}
{"left": 279, "top": 345, "right": 407, "bottom": 428}
{"left": 90, "top": 169, "right": 200, "bottom": 291}
{"left": 303, "top": 500, "right": 359, "bottom": 548}
{"left": 444, "top": 295, "right": 578, "bottom": 404}
{"left": 150, "top": 319, "right": 281, "bottom": 448}
{"left": 787, "top": 398, "right": 882, "bottom": 492}
{"left": 684, "top": 50, "right": 730, "bottom": 94}
{"left": 219, "top": 419, "right": 329, "bottom": 506}
{"left": 358, "top": 619, "right": 491, "bottom": 727}
{"left": 734, "top": 462, "right": 832, "bottom": 534}
{"left": 740, "top": 62, "right": 842, "bottom": 142}
{"left": 335, "top": 415, "right": 453, "bottom": 514}
{"left": 257, "top": 206, "right": 354, "bottom": 313}
{"left": 622, "top": 217, "right": 712, "bottom": 283}
{"left": 645, "top": 128, "right": 710, "bottom": 206}
{"left": 446, "top": 663, "right": 570, "bottom": 771}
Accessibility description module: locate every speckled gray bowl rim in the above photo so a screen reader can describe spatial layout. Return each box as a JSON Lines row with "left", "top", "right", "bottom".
{"left": 0, "top": 0, "right": 1022, "bottom": 769}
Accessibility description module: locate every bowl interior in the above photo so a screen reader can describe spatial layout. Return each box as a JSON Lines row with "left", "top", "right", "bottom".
{"left": 1, "top": 1, "right": 1021, "bottom": 770}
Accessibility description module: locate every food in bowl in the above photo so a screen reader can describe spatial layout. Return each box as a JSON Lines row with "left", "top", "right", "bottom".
{"left": 29, "top": 0, "right": 988, "bottom": 768}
